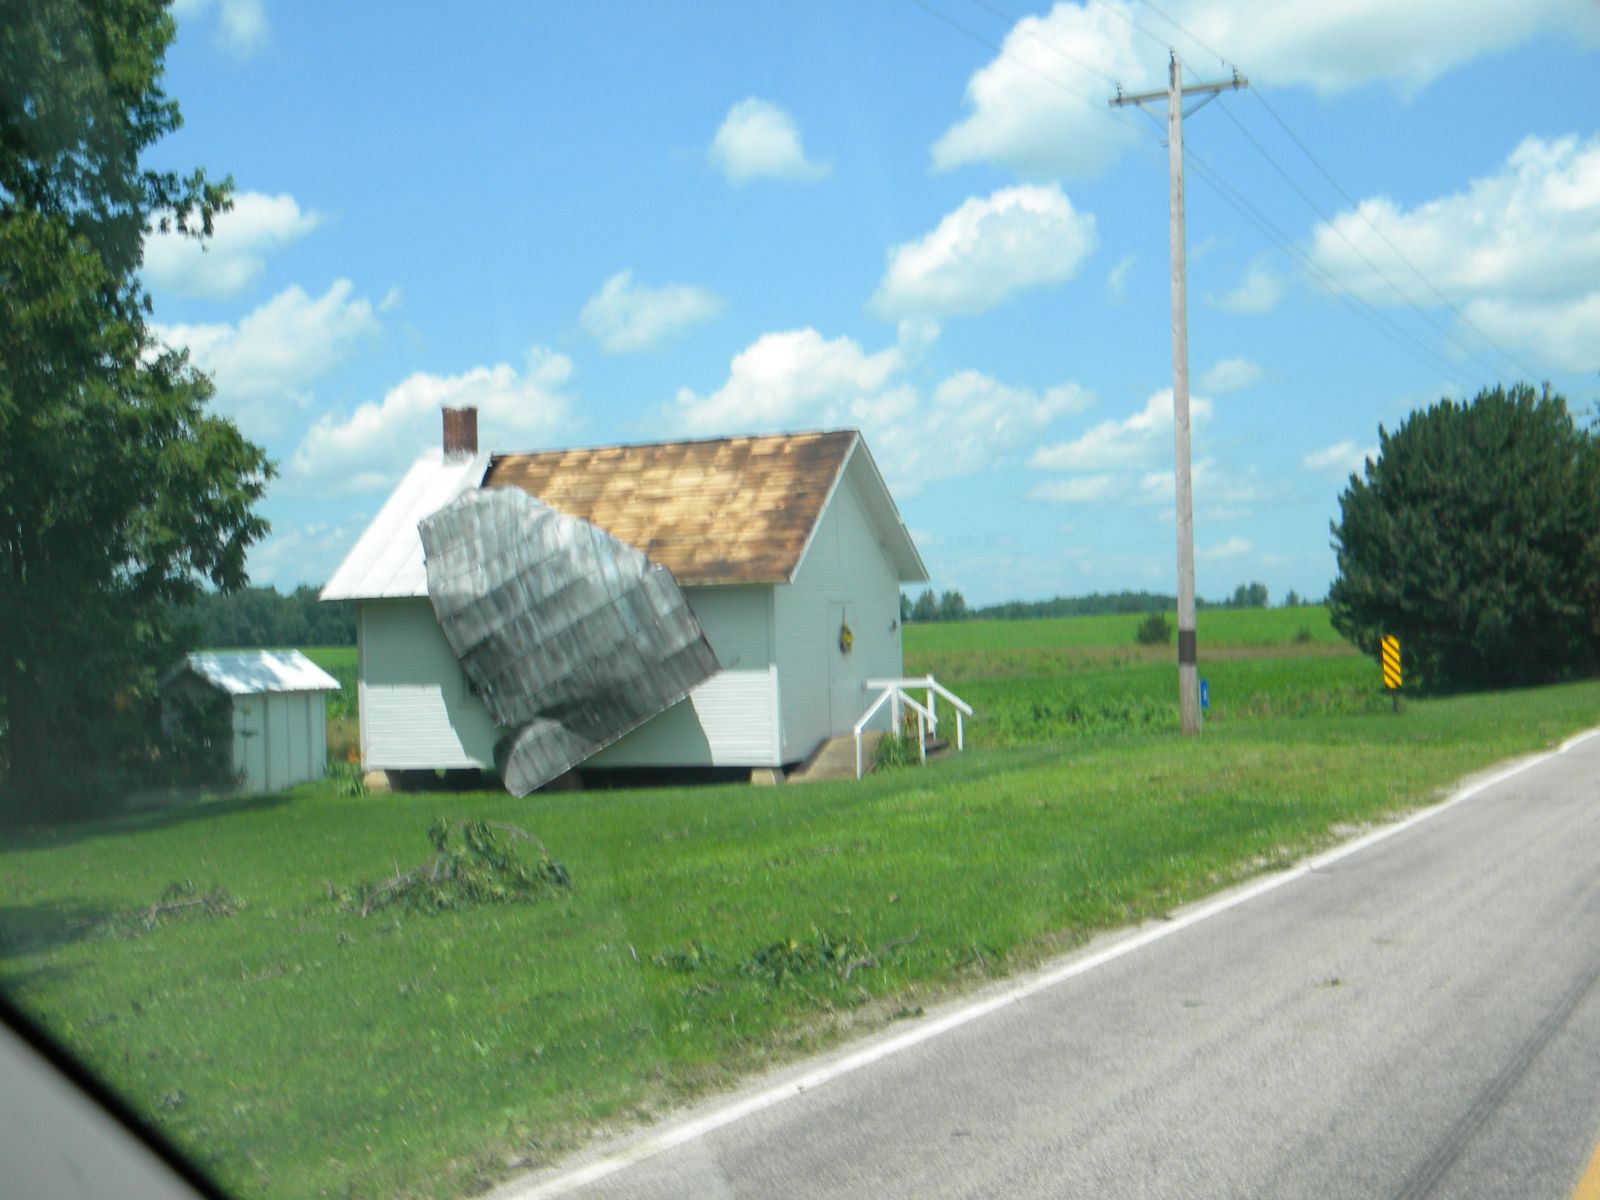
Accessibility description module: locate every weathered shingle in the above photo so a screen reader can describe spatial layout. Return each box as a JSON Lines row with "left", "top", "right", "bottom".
{"left": 483, "top": 430, "right": 858, "bottom": 585}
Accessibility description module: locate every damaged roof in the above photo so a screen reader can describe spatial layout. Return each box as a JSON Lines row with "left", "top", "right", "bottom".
{"left": 323, "top": 429, "right": 926, "bottom": 600}
{"left": 487, "top": 430, "right": 862, "bottom": 585}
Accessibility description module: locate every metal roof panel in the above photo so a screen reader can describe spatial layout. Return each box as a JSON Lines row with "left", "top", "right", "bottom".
{"left": 168, "top": 650, "right": 340, "bottom": 695}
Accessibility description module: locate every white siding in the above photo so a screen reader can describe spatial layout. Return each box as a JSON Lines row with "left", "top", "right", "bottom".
{"left": 359, "top": 598, "right": 499, "bottom": 770}
{"left": 228, "top": 691, "right": 328, "bottom": 792}
{"left": 589, "top": 585, "right": 778, "bottom": 768}
{"left": 774, "top": 461, "right": 905, "bottom": 764}
{"left": 234, "top": 695, "right": 264, "bottom": 791}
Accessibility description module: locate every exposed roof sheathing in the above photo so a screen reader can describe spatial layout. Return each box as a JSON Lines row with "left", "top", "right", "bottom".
{"left": 484, "top": 430, "right": 858, "bottom": 586}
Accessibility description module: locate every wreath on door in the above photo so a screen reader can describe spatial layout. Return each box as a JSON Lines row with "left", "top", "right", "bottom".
{"left": 838, "top": 620, "right": 854, "bottom": 654}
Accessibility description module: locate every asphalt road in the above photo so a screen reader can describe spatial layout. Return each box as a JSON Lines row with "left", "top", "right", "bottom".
{"left": 508, "top": 732, "right": 1600, "bottom": 1200}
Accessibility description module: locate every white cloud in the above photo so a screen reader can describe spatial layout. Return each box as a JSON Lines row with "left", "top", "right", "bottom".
{"left": 144, "top": 192, "right": 321, "bottom": 299}
{"left": 875, "top": 371, "right": 1091, "bottom": 493}
{"left": 1302, "top": 439, "right": 1375, "bottom": 474}
{"left": 1029, "top": 389, "right": 1211, "bottom": 472}
{"left": 580, "top": 270, "right": 723, "bottom": 353}
{"left": 155, "top": 279, "right": 379, "bottom": 436}
{"left": 1197, "top": 357, "right": 1262, "bottom": 393}
{"left": 930, "top": 0, "right": 1599, "bottom": 179}
{"left": 1198, "top": 536, "right": 1253, "bottom": 561}
{"left": 1139, "top": 458, "right": 1267, "bottom": 512}
{"left": 1106, "top": 255, "right": 1134, "bottom": 301}
{"left": 1215, "top": 255, "right": 1287, "bottom": 314}
{"left": 670, "top": 325, "right": 1085, "bottom": 495}
{"left": 673, "top": 328, "right": 904, "bottom": 436}
{"left": 872, "top": 184, "right": 1098, "bottom": 319}
{"left": 932, "top": 1, "right": 1147, "bottom": 179}
{"left": 1029, "top": 474, "right": 1116, "bottom": 503}
{"left": 709, "top": 98, "right": 830, "bottom": 185}
{"left": 246, "top": 517, "right": 370, "bottom": 590}
{"left": 1029, "top": 393, "right": 1267, "bottom": 519}
{"left": 173, "top": 0, "right": 270, "bottom": 57}
{"left": 1309, "top": 134, "right": 1600, "bottom": 370}
{"left": 379, "top": 285, "right": 403, "bottom": 313}
{"left": 288, "top": 348, "right": 577, "bottom": 494}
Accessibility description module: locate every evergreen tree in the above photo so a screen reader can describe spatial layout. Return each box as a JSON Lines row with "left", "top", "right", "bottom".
{"left": 1328, "top": 384, "right": 1600, "bottom": 690}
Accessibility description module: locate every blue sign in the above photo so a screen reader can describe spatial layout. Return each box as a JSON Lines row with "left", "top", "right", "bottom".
{"left": 1200, "top": 678, "right": 1210, "bottom": 710}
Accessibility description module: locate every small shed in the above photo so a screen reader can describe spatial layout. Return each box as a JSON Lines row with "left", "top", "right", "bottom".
{"left": 161, "top": 651, "right": 341, "bottom": 793}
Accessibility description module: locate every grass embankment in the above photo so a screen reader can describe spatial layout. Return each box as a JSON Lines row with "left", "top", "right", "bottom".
{"left": 3, "top": 612, "right": 1598, "bottom": 1199}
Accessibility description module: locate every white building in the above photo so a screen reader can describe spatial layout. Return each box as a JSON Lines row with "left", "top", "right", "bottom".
{"left": 161, "top": 650, "right": 341, "bottom": 793}
{"left": 322, "top": 412, "right": 928, "bottom": 779}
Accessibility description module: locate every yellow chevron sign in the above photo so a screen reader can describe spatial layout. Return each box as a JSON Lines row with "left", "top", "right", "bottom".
{"left": 1380, "top": 635, "right": 1401, "bottom": 690}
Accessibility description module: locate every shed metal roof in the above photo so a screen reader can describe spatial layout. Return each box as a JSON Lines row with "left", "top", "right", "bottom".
{"left": 321, "top": 430, "right": 926, "bottom": 599}
{"left": 166, "top": 650, "right": 340, "bottom": 695}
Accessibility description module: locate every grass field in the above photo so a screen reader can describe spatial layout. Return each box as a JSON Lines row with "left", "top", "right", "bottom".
{"left": 4, "top": 610, "right": 1598, "bottom": 1199}
{"left": 907, "top": 607, "right": 1372, "bottom": 744}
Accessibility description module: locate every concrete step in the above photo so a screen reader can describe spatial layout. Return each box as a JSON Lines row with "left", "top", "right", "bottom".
{"left": 787, "top": 732, "right": 881, "bottom": 783}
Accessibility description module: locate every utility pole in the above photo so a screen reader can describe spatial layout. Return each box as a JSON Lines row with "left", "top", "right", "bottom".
{"left": 1111, "top": 53, "right": 1246, "bottom": 735}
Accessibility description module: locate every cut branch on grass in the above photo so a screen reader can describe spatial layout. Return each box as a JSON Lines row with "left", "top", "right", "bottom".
{"left": 336, "top": 819, "right": 571, "bottom": 918}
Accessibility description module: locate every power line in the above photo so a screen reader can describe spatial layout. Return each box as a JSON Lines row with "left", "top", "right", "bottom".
{"left": 905, "top": 0, "right": 1113, "bottom": 118}
{"left": 902, "top": 0, "right": 1166, "bottom": 155}
{"left": 901, "top": 0, "right": 1481, "bottom": 381}
{"left": 1246, "top": 87, "right": 1536, "bottom": 379}
{"left": 1132, "top": 1, "right": 1532, "bottom": 378}
{"left": 1135, "top": 0, "right": 1230, "bottom": 69}
{"left": 961, "top": 0, "right": 1121, "bottom": 88}
{"left": 1180, "top": 148, "right": 1468, "bottom": 380}
{"left": 1211, "top": 101, "right": 1510, "bottom": 380}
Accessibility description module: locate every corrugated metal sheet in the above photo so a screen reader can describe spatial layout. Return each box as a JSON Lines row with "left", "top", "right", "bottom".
{"left": 484, "top": 431, "right": 865, "bottom": 585}
{"left": 419, "top": 487, "right": 720, "bottom": 796}
{"left": 168, "top": 650, "right": 339, "bottom": 696}
{"left": 321, "top": 449, "right": 493, "bottom": 600}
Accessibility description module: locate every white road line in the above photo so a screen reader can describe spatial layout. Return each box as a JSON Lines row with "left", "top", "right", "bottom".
{"left": 501, "top": 727, "right": 1600, "bottom": 1199}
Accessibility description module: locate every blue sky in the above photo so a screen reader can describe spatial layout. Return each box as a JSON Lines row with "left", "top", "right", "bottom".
{"left": 145, "top": 0, "right": 1600, "bottom": 606}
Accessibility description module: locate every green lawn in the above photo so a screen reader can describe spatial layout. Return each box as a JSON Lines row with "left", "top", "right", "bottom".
{"left": 4, "top": 610, "right": 1597, "bottom": 1199}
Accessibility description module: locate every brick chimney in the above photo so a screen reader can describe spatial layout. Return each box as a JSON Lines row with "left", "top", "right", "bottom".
{"left": 442, "top": 406, "right": 478, "bottom": 460}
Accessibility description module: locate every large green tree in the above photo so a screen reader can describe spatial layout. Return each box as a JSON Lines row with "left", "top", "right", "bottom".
{"left": 1328, "top": 384, "right": 1600, "bottom": 691}
{"left": 1, "top": 0, "right": 271, "bottom": 814}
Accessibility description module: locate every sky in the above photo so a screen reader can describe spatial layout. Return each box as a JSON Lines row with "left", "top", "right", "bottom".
{"left": 143, "top": 0, "right": 1600, "bottom": 607}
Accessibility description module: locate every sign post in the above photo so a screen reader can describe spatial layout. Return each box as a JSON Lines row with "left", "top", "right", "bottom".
{"left": 1380, "top": 635, "right": 1401, "bottom": 713}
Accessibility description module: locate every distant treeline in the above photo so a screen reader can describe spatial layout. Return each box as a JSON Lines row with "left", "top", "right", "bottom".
{"left": 973, "top": 590, "right": 1177, "bottom": 620}
{"left": 904, "top": 583, "right": 1320, "bottom": 622}
{"left": 176, "top": 585, "right": 356, "bottom": 648}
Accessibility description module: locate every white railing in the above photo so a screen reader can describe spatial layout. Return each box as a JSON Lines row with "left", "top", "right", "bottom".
{"left": 854, "top": 675, "right": 974, "bottom": 779}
